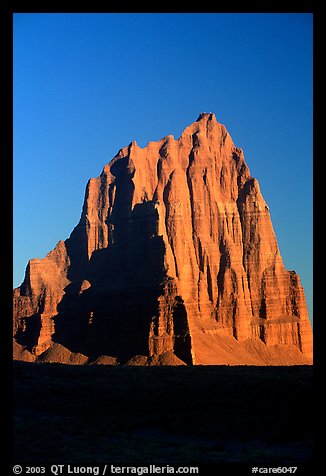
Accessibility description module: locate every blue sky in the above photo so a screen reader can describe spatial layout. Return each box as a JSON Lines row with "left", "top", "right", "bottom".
{"left": 13, "top": 13, "right": 313, "bottom": 322}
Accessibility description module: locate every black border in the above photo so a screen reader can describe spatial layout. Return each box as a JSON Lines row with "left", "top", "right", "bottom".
{"left": 2, "top": 3, "right": 320, "bottom": 475}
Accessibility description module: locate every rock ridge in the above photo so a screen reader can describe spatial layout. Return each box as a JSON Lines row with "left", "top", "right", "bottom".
{"left": 13, "top": 113, "right": 313, "bottom": 365}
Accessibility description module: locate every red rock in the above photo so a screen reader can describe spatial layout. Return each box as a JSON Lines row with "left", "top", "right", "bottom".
{"left": 13, "top": 113, "right": 313, "bottom": 365}
{"left": 35, "top": 343, "right": 88, "bottom": 365}
{"left": 91, "top": 355, "right": 119, "bottom": 366}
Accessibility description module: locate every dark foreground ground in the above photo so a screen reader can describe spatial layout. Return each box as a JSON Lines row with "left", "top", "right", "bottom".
{"left": 13, "top": 362, "right": 313, "bottom": 472}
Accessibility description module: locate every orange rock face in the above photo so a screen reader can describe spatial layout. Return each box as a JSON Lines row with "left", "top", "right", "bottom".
{"left": 13, "top": 113, "right": 313, "bottom": 365}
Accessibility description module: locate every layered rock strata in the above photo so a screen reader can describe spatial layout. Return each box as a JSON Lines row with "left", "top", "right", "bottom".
{"left": 13, "top": 113, "right": 313, "bottom": 365}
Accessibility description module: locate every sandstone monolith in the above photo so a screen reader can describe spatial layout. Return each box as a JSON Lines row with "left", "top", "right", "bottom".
{"left": 13, "top": 113, "right": 313, "bottom": 365}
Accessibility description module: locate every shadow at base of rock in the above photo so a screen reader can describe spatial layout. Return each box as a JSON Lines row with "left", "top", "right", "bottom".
{"left": 52, "top": 198, "right": 192, "bottom": 364}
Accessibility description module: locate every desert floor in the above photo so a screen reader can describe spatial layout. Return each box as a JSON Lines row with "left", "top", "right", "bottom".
{"left": 13, "top": 362, "right": 313, "bottom": 471}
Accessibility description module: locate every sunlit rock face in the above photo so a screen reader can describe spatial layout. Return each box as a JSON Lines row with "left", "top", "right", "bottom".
{"left": 13, "top": 113, "right": 313, "bottom": 365}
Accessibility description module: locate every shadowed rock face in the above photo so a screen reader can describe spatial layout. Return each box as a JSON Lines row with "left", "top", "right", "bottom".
{"left": 13, "top": 113, "right": 313, "bottom": 365}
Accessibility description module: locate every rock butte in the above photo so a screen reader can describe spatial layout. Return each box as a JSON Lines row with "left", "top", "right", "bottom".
{"left": 13, "top": 113, "right": 313, "bottom": 365}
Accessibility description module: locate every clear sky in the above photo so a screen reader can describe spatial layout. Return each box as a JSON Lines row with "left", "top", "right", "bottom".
{"left": 13, "top": 13, "right": 313, "bottom": 323}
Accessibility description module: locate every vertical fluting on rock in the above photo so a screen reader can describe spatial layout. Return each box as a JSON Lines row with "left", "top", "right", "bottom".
{"left": 13, "top": 113, "right": 313, "bottom": 365}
